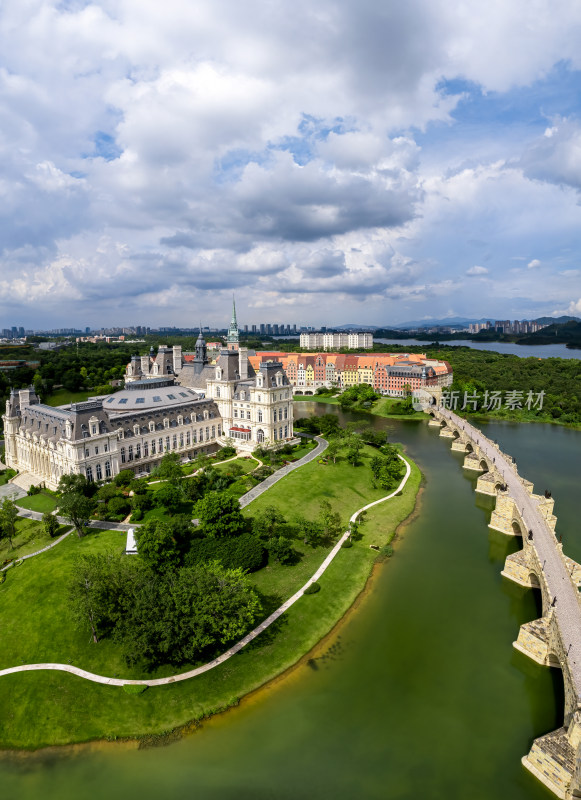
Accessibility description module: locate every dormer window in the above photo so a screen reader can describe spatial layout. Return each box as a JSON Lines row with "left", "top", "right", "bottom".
{"left": 177, "top": 415, "right": 183, "bottom": 426}
{"left": 149, "top": 421, "right": 155, "bottom": 433}
{"left": 134, "top": 424, "right": 140, "bottom": 436}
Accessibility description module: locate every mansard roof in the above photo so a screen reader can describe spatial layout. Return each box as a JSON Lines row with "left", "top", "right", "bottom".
{"left": 102, "top": 378, "right": 201, "bottom": 413}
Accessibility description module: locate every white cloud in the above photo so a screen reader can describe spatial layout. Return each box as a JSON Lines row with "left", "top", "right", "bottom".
{"left": 568, "top": 298, "right": 581, "bottom": 315}
{"left": 527, "top": 259, "right": 541, "bottom": 268}
{"left": 1, "top": 0, "right": 581, "bottom": 326}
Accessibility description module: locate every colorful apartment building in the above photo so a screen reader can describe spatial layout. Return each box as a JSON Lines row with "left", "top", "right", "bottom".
{"left": 248, "top": 352, "right": 453, "bottom": 396}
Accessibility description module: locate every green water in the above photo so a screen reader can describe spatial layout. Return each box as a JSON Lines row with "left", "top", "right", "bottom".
{"left": 2, "top": 408, "right": 580, "bottom": 799}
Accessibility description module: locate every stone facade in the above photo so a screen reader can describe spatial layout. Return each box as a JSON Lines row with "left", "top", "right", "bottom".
{"left": 2, "top": 378, "right": 221, "bottom": 489}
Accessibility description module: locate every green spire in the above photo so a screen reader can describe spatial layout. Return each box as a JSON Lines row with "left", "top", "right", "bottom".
{"left": 227, "top": 295, "right": 239, "bottom": 350}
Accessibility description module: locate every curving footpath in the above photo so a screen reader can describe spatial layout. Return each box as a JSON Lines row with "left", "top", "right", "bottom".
{"left": 0, "top": 453, "right": 411, "bottom": 688}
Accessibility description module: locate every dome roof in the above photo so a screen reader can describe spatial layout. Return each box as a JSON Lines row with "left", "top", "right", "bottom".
{"left": 102, "top": 378, "right": 201, "bottom": 413}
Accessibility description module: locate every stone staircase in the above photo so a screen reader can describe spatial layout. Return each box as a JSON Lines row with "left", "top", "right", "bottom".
{"left": 10, "top": 472, "right": 42, "bottom": 492}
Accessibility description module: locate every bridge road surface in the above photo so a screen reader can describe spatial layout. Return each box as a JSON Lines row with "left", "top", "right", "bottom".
{"left": 439, "top": 408, "right": 581, "bottom": 704}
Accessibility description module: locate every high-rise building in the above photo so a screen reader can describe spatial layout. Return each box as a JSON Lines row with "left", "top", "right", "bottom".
{"left": 260, "top": 323, "right": 265, "bottom": 334}
{"left": 251, "top": 324, "right": 257, "bottom": 333}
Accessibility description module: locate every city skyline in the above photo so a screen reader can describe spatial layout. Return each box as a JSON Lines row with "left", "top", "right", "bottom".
{"left": 1, "top": 1, "right": 581, "bottom": 328}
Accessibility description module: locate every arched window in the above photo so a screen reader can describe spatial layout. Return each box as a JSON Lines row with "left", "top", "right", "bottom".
{"left": 96, "top": 463, "right": 102, "bottom": 480}
{"left": 86, "top": 465, "right": 93, "bottom": 482}
{"left": 128, "top": 445, "right": 133, "bottom": 461}
{"left": 105, "top": 461, "right": 111, "bottom": 478}
{"left": 257, "top": 429, "right": 264, "bottom": 443}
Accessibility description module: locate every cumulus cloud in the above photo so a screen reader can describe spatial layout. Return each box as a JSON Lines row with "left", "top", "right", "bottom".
{"left": 1, "top": 0, "right": 581, "bottom": 326}
{"left": 527, "top": 259, "right": 541, "bottom": 268}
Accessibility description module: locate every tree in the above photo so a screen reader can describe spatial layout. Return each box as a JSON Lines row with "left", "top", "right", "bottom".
{"left": 195, "top": 492, "right": 246, "bottom": 538}
{"left": 58, "top": 492, "right": 95, "bottom": 537}
{"left": 69, "top": 552, "right": 139, "bottom": 643}
{"left": 294, "top": 515, "right": 326, "bottom": 547}
{"left": 267, "top": 535, "right": 296, "bottom": 565}
{"left": 319, "top": 500, "right": 342, "bottom": 542}
{"left": 58, "top": 473, "right": 90, "bottom": 496}
{"left": 370, "top": 450, "right": 405, "bottom": 491}
{"left": 114, "top": 469, "right": 135, "bottom": 487}
{"left": 325, "top": 438, "right": 341, "bottom": 464}
{"left": 113, "top": 561, "right": 262, "bottom": 668}
{"left": 0, "top": 498, "right": 19, "bottom": 549}
{"left": 134, "top": 519, "right": 179, "bottom": 572}
{"left": 252, "top": 505, "right": 287, "bottom": 541}
{"left": 155, "top": 451, "right": 183, "bottom": 484}
{"left": 42, "top": 511, "right": 59, "bottom": 539}
{"left": 155, "top": 482, "right": 185, "bottom": 516}
{"left": 345, "top": 434, "right": 364, "bottom": 466}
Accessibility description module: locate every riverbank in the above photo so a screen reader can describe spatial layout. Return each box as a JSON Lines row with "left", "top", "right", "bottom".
{"left": 294, "top": 394, "right": 427, "bottom": 420}
{"left": 0, "top": 446, "right": 421, "bottom": 750}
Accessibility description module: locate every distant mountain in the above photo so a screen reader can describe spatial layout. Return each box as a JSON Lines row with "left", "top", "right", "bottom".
{"left": 519, "top": 320, "right": 581, "bottom": 347}
{"left": 334, "top": 324, "right": 379, "bottom": 330}
{"left": 387, "top": 317, "right": 493, "bottom": 330}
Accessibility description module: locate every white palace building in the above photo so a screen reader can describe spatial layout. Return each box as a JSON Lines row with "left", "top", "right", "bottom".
{"left": 2, "top": 302, "right": 295, "bottom": 489}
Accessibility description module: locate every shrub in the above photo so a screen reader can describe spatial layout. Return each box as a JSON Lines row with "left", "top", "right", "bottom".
{"left": 96, "top": 483, "right": 122, "bottom": 502}
{"left": 107, "top": 496, "right": 131, "bottom": 517}
{"left": 0, "top": 572, "right": 5, "bottom": 584}
{"left": 303, "top": 582, "right": 321, "bottom": 595}
{"left": 219, "top": 446, "right": 236, "bottom": 459}
{"left": 27, "top": 484, "right": 41, "bottom": 496}
{"left": 131, "top": 493, "right": 152, "bottom": 512}
{"left": 114, "top": 469, "right": 135, "bottom": 487}
{"left": 379, "top": 544, "right": 394, "bottom": 558}
{"left": 185, "top": 534, "right": 265, "bottom": 573}
{"left": 230, "top": 534, "right": 265, "bottom": 572}
{"left": 341, "top": 539, "right": 353, "bottom": 548}
{"left": 129, "top": 509, "right": 143, "bottom": 522}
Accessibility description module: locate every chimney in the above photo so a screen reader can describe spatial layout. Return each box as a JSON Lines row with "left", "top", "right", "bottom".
{"left": 239, "top": 347, "right": 249, "bottom": 380}
{"left": 140, "top": 355, "right": 149, "bottom": 375}
{"left": 173, "top": 345, "right": 182, "bottom": 373}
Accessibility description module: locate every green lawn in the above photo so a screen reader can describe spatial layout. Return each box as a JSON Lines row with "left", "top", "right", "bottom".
{"left": 0, "top": 517, "right": 70, "bottom": 562}
{"left": 44, "top": 389, "right": 95, "bottom": 407}
{"left": 294, "top": 394, "right": 340, "bottom": 404}
{"left": 0, "top": 450, "right": 421, "bottom": 749}
{"left": 15, "top": 492, "right": 57, "bottom": 514}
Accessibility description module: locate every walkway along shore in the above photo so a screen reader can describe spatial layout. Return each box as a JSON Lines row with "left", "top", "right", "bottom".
{"left": 0, "top": 450, "right": 411, "bottom": 688}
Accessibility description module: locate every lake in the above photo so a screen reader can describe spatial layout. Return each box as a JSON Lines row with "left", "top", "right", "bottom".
{"left": 2, "top": 405, "right": 579, "bottom": 799}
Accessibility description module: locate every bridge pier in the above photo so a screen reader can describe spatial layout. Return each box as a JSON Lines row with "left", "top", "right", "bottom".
{"left": 501, "top": 550, "right": 540, "bottom": 586}
{"left": 489, "top": 495, "right": 524, "bottom": 536}
{"left": 429, "top": 406, "right": 581, "bottom": 798}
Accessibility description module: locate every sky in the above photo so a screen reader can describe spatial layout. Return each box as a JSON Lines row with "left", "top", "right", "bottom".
{"left": 2, "top": 0, "right": 581, "bottom": 330}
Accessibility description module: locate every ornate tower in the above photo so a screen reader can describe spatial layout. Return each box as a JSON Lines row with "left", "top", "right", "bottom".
{"left": 227, "top": 296, "right": 239, "bottom": 352}
{"left": 194, "top": 325, "right": 208, "bottom": 373}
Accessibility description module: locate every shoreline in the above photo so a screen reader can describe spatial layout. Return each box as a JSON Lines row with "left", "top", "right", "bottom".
{"left": 294, "top": 394, "right": 581, "bottom": 430}
{"left": 0, "top": 472, "right": 424, "bottom": 759}
{"left": 0, "top": 446, "right": 422, "bottom": 752}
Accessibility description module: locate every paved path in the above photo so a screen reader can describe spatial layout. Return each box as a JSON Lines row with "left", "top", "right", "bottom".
{"left": 440, "top": 408, "right": 581, "bottom": 701}
{"left": 0, "top": 454, "right": 411, "bottom": 687}
{"left": 239, "top": 435, "right": 327, "bottom": 509}
{"left": 1, "top": 528, "right": 73, "bottom": 573}
{"left": 0, "top": 483, "right": 26, "bottom": 501}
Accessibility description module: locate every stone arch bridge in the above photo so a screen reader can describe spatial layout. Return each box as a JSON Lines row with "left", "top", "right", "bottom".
{"left": 429, "top": 406, "right": 581, "bottom": 799}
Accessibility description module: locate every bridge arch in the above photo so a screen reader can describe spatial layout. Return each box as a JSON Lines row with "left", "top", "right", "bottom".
{"left": 465, "top": 442, "right": 473, "bottom": 454}
{"left": 512, "top": 520, "right": 523, "bottom": 536}
{"left": 479, "top": 458, "right": 489, "bottom": 472}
